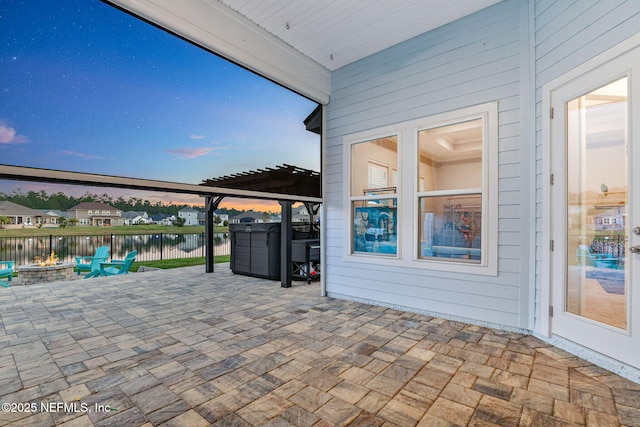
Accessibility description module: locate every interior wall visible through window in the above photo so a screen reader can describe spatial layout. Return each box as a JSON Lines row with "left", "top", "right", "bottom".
{"left": 417, "top": 119, "right": 484, "bottom": 264}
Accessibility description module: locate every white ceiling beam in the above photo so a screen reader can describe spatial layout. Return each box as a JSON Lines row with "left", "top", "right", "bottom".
{"left": 105, "top": 0, "right": 331, "bottom": 104}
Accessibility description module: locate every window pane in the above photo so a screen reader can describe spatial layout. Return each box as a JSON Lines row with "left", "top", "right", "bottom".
{"left": 418, "top": 119, "right": 483, "bottom": 191}
{"left": 353, "top": 200, "right": 397, "bottom": 255}
{"left": 418, "top": 195, "right": 481, "bottom": 263}
{"left": 565, "top": 78, "right": 628, "bottom": 329}
{"left": 351, "top": 136, "right": 398, "bottom": 196}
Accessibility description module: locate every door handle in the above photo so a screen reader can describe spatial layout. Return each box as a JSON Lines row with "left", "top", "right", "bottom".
{"left": 630, "top": 246, "right": 640, "bottom": 254}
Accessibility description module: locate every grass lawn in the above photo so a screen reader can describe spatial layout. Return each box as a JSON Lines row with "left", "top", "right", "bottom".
{"left": 130, "top": 255, "right": 229, "bottom": 272}
{"left": 0, "top": 224, "right": 229, "bottom": 237}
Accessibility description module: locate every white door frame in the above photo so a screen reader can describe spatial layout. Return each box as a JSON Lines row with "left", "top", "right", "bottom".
{"left": 542, "top": 35, "right": 640, "bottom": 367}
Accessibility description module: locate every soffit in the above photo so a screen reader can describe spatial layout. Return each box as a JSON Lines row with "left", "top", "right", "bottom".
{"left": 216, "top": 0, "right": 504, "bottom": 71}
{"left": 106, "top": 0, "right": 503, "bottom": 103}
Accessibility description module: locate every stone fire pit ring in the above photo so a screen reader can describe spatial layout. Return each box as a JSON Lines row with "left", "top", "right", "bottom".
{"left": 16, "top": 262, "right": 76, "bottom": 286}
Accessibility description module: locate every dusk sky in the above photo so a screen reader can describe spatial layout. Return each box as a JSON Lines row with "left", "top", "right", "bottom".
{"left": 0, "top": 0, "right": 320, "bottom": 210}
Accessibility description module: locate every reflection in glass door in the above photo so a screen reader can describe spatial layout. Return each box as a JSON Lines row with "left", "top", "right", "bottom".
{"left": 565, "top": 78, "right": 628, "bottom": 329}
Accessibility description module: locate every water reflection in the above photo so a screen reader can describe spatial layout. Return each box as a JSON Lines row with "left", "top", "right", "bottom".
{"left": 0, "top": 233, "right": 230, "bottom": 266}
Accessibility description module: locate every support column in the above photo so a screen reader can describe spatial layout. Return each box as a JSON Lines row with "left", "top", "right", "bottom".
{"left": 205, "top": 195, "right": 224, "bottom": 273}
{"left": 304, "top": 202, "right": 321, "bottom": 238}
{"left": 279, "top": 201, "right": 293, "bottom": 288}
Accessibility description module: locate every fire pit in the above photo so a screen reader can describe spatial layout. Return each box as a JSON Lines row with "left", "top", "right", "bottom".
{"left": 16, "top": 262, "right": 76, "bottom": 286}
{"left": 15, "top": 252, "right": 76, "bottom": 286}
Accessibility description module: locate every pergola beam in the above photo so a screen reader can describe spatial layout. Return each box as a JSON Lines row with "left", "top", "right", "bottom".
{"left": 0, "top": 165, "right": 322, "bottom": 203}
{"left": 202, "top": 164, "right": 320, "bottom": 198}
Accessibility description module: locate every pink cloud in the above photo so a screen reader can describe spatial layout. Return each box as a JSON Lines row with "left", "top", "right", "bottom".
{"left": 62, "top": 150, "right": 105, "bottom": 160}
{"left": 0, "top": 124, "right": 29, "bottom": 144}
{"left": 166, "top": 147, "right": 221, "bottom": 159}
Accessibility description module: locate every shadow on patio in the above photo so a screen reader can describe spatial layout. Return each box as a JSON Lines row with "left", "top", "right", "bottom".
{"left": 1, "top": 265, "right": 639, "bottom": 426}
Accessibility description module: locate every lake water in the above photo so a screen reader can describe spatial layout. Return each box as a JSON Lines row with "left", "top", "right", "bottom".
{"left": 0, "top": 232, "right": 230, "bottom": 266}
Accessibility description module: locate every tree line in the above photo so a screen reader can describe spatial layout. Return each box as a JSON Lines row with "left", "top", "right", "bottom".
{"left": 0, "top": 189, "right": 244, "bottom": 217}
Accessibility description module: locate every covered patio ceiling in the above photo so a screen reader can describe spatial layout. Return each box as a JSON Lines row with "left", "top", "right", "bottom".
{"left": 215, "top": 0, "right": 504, "bottom": 71}
{"left": 105, "top": 0, "right": 504, "bottom": 104}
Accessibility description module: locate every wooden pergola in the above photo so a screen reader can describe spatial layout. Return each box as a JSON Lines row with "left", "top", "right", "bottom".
{"left": 200, "top": 163, "right": 321, "bottom": 287}
{"left": 201, "top": 164, "right": 320, "bottom": 197}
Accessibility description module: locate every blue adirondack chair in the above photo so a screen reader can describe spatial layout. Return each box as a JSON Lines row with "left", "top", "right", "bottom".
{"left": 0, "top": 261, "right": 14, "bottom": 288}
{"left": 76, "top": 246, "right": 110, "bottom": 278}
{"left": 99, "top": 250, "right": 137, "bottom": 276}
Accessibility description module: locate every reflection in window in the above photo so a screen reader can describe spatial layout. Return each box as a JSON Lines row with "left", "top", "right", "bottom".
{"left": 350, "top": 136, "right": 398, "bottom": 255}
{"left": 417, "top": 119, "right": 483, "bottom": 263}
{"left": 353, "top": 199, "right": 398, "bottom": 255}
{"left": 419, "top": 195, "right": 482, "bottom": 263}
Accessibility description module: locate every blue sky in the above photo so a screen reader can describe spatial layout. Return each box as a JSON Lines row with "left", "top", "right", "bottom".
{"left": 0, "top": 0, "right": 319, "bottom": 207}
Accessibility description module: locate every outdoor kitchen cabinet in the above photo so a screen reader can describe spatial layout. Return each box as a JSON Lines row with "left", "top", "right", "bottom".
{"left": 229, "top": 223, "right": 281, "bottom": 280}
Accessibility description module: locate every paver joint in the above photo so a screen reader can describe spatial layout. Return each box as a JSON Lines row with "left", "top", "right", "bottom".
{"left": 0, "top": 264, "right": 639, "bottom": 426}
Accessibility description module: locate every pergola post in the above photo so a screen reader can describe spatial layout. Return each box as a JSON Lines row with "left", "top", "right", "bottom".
{"left": 205, "top": 195, "right": 224, "bottom": 273}
{"left": 304, "top": 202, "right": 321, "bottom": 238}
{"left": 279, "top": 200, "right": 293, "bottom": 288}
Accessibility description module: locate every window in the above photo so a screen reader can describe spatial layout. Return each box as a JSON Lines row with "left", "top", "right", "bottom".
{"left": 344, "top": 102, "right": 497, "bottom": 274}
{"left": 349, "top": 136, "right": 399, "bottom": 256}
{"left": 417, "top": 119, "right": 483, "bottom": 264}
{"left": 88, "top": 210, "right": 92, "bottom": 216}
{"left": 416, "top": 103, "right": 497, "bottom": 273}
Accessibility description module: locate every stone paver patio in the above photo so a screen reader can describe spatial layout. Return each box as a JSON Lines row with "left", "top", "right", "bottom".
{"left": 1, "top": 264, "right": 639, "bottom": 426}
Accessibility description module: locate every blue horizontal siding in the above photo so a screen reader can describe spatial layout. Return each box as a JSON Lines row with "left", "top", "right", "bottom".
{"left": 325, "top": 0, "right": 527, "bottom": 328}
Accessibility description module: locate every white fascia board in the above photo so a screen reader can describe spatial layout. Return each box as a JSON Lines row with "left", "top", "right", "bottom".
{"left": 106, "top": 0, "right": 331, "bottom": 104}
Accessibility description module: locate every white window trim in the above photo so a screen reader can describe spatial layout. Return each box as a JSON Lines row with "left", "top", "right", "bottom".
{"left": 342, "top": 102, "right": 498, "bottom": 277}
